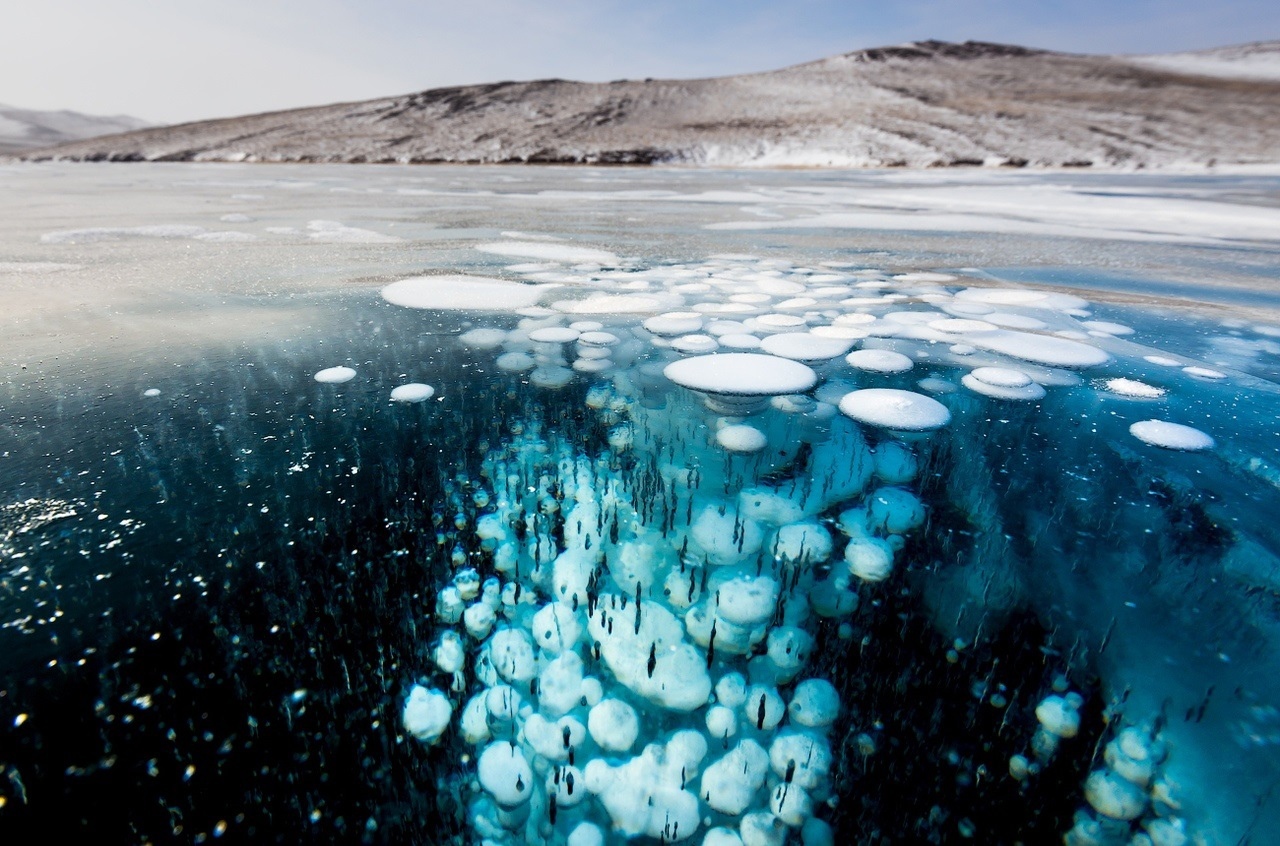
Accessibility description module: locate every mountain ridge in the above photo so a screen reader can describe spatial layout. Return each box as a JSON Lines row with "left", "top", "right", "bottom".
{"left": 0, "top": 104, "right": 150, "bottom": 154}
{"left": 12, "top": 39, "right": 1280, "bottom": 168}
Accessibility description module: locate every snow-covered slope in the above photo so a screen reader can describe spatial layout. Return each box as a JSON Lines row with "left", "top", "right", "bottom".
{"left": 12, "top": 40, "right": 1280, "bottom": 168}
{"left": 1125, "top": 40, "right": 1280, "bottom": 82}
{"left": 0, "top": 104, "right": 151, "bottom": 154}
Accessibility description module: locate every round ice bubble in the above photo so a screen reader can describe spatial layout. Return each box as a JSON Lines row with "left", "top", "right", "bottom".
{"left": 477, "top": 740, "right": 534, "bottom": 807}
{"left": 644, "top": 311, "right": 704, "bottom": 336}
{"left": 1084, "top": 769, "right": 1148, "bottom": 820}
{"left": 759, "top": 332, "right": 855, "bottom": 361}
{"left": 567, "top": 822, "right": 604, "bottom": 846}
{"left": 866, "top": 487, "right": 926, "bottom": 534}
{"left": 846, "top": 349, "right": 914, "bottom": 374}
{"left": 706, "top": 704, "right": 738, "bottom": 739}
{"left": 382, "top": 275, "right": 550, "bottom": 311}
{"left": 671, "top": 334, "right": 720, "bottom": 354}
{"left": 970, "top": 329, "right": 1110, "bottom": 368}
{"left": 664, "top": 353, "right": 818, "bottom": 397}
{"left": 528, "top": 326, "right": 581, "bottom": 344}
{"left": 578, "top": 330, "right": 620, "bottom": 347}
{"left": 845, "top": 537, "right": 895, "bottom": 582}
{"left": 961, "top": 367, "right": 1045, "bottom": 401}
{"left": 716, "top": 424, "right": 768, "bottom": 453}
{"left": 700, "top": 739, "right": 770, "bottom": 815}
{"left": 1129, "top": 420, "right": 1214, "bottom": 451}
{"left": 718, "top": 333, "right": 764, "bottom": 349}
{"left": 788, "top": 679, "right": 840, "bottom": 728}
{"left": 495, "top": 351, "right": 535, "bottom": 372}
{"left": 390, "top": 383, "right": 435, "bottom": 403}
{"left": 458, "top": 327, "right": 508, "bottom": 349}
{"left": 314, "top": 366, "right": 356, "bottom": 384}
{"left": 143, "top": 388, "right": 161, "bottom": 397}
{"left": 873, "top": 441, "right": 918, "bottom": 484}
{"left": 587, "top": 698, "right": 640, "bottom": 752}
{"left": 402, "top": 685, "right": 452, "bottom": 744}
{"left": 839, "top": 388, "right": 951, "bottom": 432}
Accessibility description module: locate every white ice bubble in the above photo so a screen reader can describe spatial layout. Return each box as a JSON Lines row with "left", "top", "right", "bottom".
{"left": 644, "top": 312, "right": 705, "bottom": 336}
{"left": 578, "top": 330, "right": 620, "bottom": 346}
{"left": 1129, "top": 420, "right": 1214, "bottom": 451}
{"left": 664, "top": 353, "right": 818, "bottom": 397}
{"left": 382, "top": 276, "right": 551, "bottom": 311}
{"left": 458, "top": 328, "right": 508, "bottom": 349}
{"left": 961, "top": 367, "right": 1046, "bottom": 401}
{"left": 495, "top": 352, "right": 536, "bottom": 372}
{"left": 528, "top": 326, "right": 581, "bottom": 344}
{"left": 588, "top": 698, "right": 640, "bottom": 752}
{"left": 716, "top": 424, "right": 769, "bottom": 453}
{"left": 314, "top": 366, "right": 357, "bottom": 384}
{"left": 143, "top": 388, "right": 161, "bottom": 397}
{"left": 390, "top": 383, "right": 435, "bottom": 403}
{"left": 477, "top": 740, "right": 534, "bottom": 806}
{"left": 845, "top": 349, "right": 914, "bottom": 374}
{"left": 671, "top": 334, "right": 720, "bottom": 354}
{"left": 402, "top": 685, "right": 452, "bottom": 744}
{"left": 970, "top": 330, "right": 1110, "bottom": 368}
{"left": 839, "top": 388, "right": 951, "bottom": 431}
{"left": 760, "top": 333, "right": 855, "bottom": 361}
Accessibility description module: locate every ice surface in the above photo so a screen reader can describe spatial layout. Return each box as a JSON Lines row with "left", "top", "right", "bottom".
{"left": 4, "top": 163, "right": 1280, "bottom": 846}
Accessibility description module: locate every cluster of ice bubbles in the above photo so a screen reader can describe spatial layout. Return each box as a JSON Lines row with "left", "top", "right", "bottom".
{"left": 311, "top": 248, "right": 1240, "bottom": 844}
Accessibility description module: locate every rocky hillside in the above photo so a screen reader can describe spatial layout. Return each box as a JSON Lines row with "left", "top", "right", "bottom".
{"left": 0, "top": 104, "right": 150, "bottom": 155}
{"left": 14, "top": 40, "right": 1280, "bottom": 168}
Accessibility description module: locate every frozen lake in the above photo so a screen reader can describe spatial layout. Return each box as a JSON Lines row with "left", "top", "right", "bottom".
{"left": 2, "top": 163, "right": 1280, "bottom": 845}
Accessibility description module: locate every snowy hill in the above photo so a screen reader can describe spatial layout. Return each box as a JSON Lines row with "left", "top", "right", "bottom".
{"left": 0, "top": 104, "right": 151, "bottom": 154}
{"left": 12, "top": 40, "right": 1280, "bottom": 168}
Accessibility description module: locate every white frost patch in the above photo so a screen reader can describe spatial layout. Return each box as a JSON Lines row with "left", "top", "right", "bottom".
{"left": 0, "top": 261, "right": 83, "bottom": 273}
{"left": 382, "top": 276, "right": 553, "bottom": 311}
{"left": 41, "top": 225, "right": 208, "bottom": 243}
{"left": 194, "top": 231, "right": 258, "bottom": 242}
{"left": 1104, "top": 378, "right": 1166, "bottom": 399}
{"left": 477, "top": 241, "right": 619, "bottom": 264}
{"left": 1129, "top": 420, "right": 1214, "bottom": 451}
{"left": 306, "top": 220, "right": 401, "bottom": 243}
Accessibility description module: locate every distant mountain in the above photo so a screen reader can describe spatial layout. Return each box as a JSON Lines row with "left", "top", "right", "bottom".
{"left": 1126, "top": 40, "right": 1280, "bottom": 82}
{"left": 11, "top": 40, "right": 1280, "bottom": 168}
{"left": 0, "top": 104, "right": 151, "bottom": 154}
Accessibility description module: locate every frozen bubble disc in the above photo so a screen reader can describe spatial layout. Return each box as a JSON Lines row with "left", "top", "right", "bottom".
{"left": 314, "top": 366, "right": 356, "bottom": 384}
{"left": 663, "top": 353, "right": 817, "bottom": 397}
{"left": 839, "top": 388, "right": 951, "bottom": 432}
{"left": 390, "top": 383, "right": 435, "bottom": 403}
{"left": 1129, "top": 420, "right": 1214, "bottom": 451}
{"left": 381, "top": 275, "right": 550, "bottom": 311}
{"left": 759, "top": 332, "right": 855, "bottom": 361}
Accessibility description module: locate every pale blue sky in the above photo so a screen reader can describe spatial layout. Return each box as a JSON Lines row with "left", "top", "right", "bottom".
{"left": 2, "top": 0, "right": 1277, "bottom": 124}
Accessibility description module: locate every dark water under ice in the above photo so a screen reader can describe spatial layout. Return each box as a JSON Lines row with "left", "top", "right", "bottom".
{"left": 1, "top": 164, "right": 1279, "bottom": 846}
